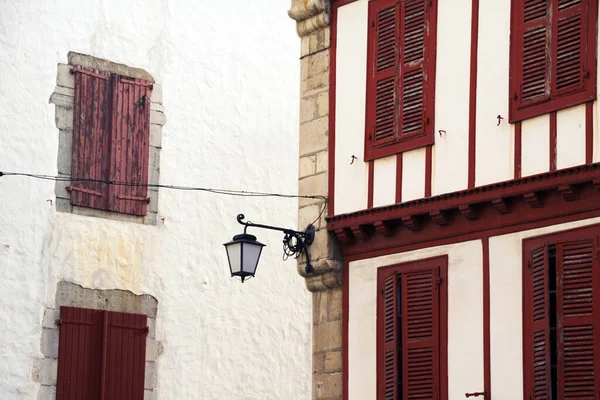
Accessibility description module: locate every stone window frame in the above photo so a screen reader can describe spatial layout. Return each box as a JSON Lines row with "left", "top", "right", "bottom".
{"left": 34, "top": 281, "right": 162, "bottom": 400}
{"left": 50, "top": 52, "right": 165, "bottom": 225}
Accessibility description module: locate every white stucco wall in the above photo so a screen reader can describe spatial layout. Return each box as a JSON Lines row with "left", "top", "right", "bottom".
{"left": 348, "top": 240, "right": 484, "bottom": 400}
{"left": 0, "top": 1, "right": 311, "bottom": 399}
{"left": 334, "top": 0, "right": 369, "bottom": 215}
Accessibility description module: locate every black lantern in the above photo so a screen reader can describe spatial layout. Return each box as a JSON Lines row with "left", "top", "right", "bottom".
{"left": 224, "top": 214, "right": 315, "bottom": 283}
{"left": 223, "top": 233, "right": 265, "bottom": 282}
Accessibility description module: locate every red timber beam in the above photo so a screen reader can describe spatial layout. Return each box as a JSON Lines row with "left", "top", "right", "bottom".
{"left": 329, "top": 163, "right": 600, "bottom": 257}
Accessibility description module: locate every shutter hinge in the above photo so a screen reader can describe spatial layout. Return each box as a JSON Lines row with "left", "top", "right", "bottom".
{"left": 527, "top": 261, "right": 532, "bottom": 269}
{"left": 585, "top": 70, "right": 590, "bottom": 79}
{"left": 55, "top": 318, "right": 62, "bottom": 326}
{"left": 437, "top": 277, "right": 443, "bottom": 286}
{"left": 513, "top": 92, "right": 518, "bottom": 101}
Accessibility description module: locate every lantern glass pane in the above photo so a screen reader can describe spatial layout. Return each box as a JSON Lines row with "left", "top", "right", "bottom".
{"left": 241, "top": 242, "right": 263, "bottom": 275}
{"left": 226, "top": 242, "right": 242, "bottom": 274}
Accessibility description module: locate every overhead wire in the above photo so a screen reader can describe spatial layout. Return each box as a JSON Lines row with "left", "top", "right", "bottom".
{"left": 0, "top": 170, "right": 328, "bottom": 225}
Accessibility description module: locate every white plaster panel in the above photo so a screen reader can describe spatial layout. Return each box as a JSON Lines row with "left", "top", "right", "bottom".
{"left": 373, "top": 155, "right": 397, "bottom": 207}
{"left": 348, "top": 241, "right": 484, "bottom": 400}
{"left": 521, "top": 114, "right": 550, "bottom": 177}
{"left": 334, "top": 1, "right": 369, "bottom": 214}
{"left": 401, "top": 147, "right": 426, "bottom": 201}
{"left": 0, "top": 1, "right": 311, "bottom": 399}
{"left": 475, "top": 0, "right": 513, "bottom": 186}
{"left": 489, "top": 217, "right": 600, "bottom": 400}
{"left": 556, "top": 104, "right": 586, "bottom": 169}
{"left": 432, "top": 0, "right": 471, "bottom": 195}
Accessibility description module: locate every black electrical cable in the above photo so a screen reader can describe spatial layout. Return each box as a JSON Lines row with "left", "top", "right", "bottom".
{"left": 0, "top": 170, "right": 328, "bottom": 225}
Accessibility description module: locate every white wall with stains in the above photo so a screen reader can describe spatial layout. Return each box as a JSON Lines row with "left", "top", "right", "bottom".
{"left": 0, "top": 1, "right": 311, "bottom": 398}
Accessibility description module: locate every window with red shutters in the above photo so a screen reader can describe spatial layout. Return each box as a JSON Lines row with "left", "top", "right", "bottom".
{"left": 365, "top": 0, "right": 437, "bottom": 161}
{"left": 56, "top": 306, "right": 148, "bottom": 400}
{"left": 69, "top": 68, "right": 152, "bottom": 216}
{"left": 523, "top": 229, "right": 600, "bottom": 400}
{"left": 377, "top": 256, "right": 447, "bottom": 400}
{"left": 509, "top": 0, "right": 598, "bottom": 122}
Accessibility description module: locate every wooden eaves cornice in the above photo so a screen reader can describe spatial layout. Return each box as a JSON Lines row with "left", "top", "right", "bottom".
{"left": 327, "top": 163, "right": 600, "bottom": 256}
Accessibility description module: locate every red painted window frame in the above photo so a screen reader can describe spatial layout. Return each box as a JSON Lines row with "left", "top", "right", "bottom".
{"left": 508, "top": 0, "right": 598, "bottom": 123}
{"left": 376, "top": 255, "right": 448, "bottom": 400}
{"left": 364, "top": 0, "right": 438, "bottom": 161}
{"left": 522, "top": 224, "right": 600, "bottom": 400}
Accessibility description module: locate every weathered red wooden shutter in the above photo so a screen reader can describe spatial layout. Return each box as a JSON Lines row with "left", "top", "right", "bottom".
{"left": 366, "top": 0, "right": 400, "bottom": 151}
{"left": 552, "top": 0, "right": 587, "bottom": 95}
{"left": 524, "top": 245, "right": 551, "bottom": 399}
{"left": 399, "top": 0, "right": 428, "bottom": 138}
{"left": 56, "top": 306, "right": 103, "bottom": 400}
{"left": 518, "top": 0, "right": 552, "bottom": 106}
{"left": 401, "top": 266, "right": 439, "bottom": 399}
{"left": 556, "top": 239, "right": 598, "bottom": 398}
{"left": 378, "top": 269, "right": 398, "bottom": 400}
{"left": 108, "top": 76, "right": 152, "bottom": 216}
{"left": 104, "top": 311, "right": 148, "bottom": 399}
{"left": 70, "top": 68, "right": 111, "bottom": 210}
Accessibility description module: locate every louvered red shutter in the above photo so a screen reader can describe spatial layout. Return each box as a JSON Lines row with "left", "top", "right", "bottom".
{"left": 401, "top": 266, "right": 439, "bottom": 399}
{"left": 399, "top": 0, "right": 429, "bottom": 138}
{"left": 104, "top": 311, "right": 148, "bottom": 399}
{"left": 108, "top": 76, "right": 152, "bottom": 216}
{"left": 366, "top": 0, "right": 400, "bottom": 153}
{"left": 70, "top": 68, "right": 111, "bottom": 210}
{"left": 555, "top": 239, "right": 599, "bottom": 398}
{"left": 517, "top": 0, "right": 552, "bottom": 106}
{"left": 510, "top": 0, "right": 596, "bottom": 121}
{"left": 377, "top": 270, "right": 399, "bottom": 400}
{"left": 56, "top": 307, "right": 103, "bottom": 400}
{"left": 553, "top": 0, "right": 587, "bottom": 95}
{"left": 524, "top": 245, "right": 551, "bottom": 399}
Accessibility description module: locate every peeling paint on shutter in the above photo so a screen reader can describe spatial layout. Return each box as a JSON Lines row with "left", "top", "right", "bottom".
{"left": 556, "top": 239, "right": 598, "bottom": 399}
{"left": 553, "top": 0, "right": 587, "bottom": 94}
{"left": 105, "top": 311, "right": 148, "bottom": 399}
{"left": 401, "top": 267, "right": 439, "bottom": 400}
{"left": 400, "top": 0, "right": 427, "bottom": 137}
{"left": 367, "top": 0, "right": 400, "bottom": 150}
{"left": 520, "top": 0, "right": 552, "bottom": 105}
{"left": 378, "top": 270, "right": 399, "bottom": 400}
{"left": 56, "top": 307, "right": 103, "bottom": 400}
{"left": 525, "top": 245, "right": 551, "bottom": 399}
{"left": 108, "top": 76, "right": 152, "bottom": 216}
{"left": 70, "top": 67, "right": 111, "bottom": 210}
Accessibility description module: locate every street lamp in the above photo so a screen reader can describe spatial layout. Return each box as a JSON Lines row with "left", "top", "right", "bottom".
{"left": 224, "top": 214, "right": 315, "bottom": 282}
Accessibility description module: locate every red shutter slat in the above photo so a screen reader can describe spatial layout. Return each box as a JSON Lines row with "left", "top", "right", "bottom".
{"left": 108, "top": 76, "right": 152, "bottom": 216}
{"left": 519, "top": 0, "right": 551, "bottom": 105}
{"left": 105, "top": 311, "right": 148, "bottom": 399}
{"left": 553, "top": 0, "right": 586, "bottom": 94}
{"left": 56, "top": 307, "right": 103, "bottom": 400}
{"left": 524, "top": 245, "right": 551, "bottom": 399}
{"left": 400, "top": 0, "right": 427, "bottom": 137}
{"left": 556, "top": 239, "right": 597, "bottom": 399}
{"left": 367, "top": 0, "right": 400, "bottom": 151}
{"left": 70, "top": 68, "right": 111, "bottom": 210}
{"left": 377, "top": 269, "right": 399, "bottom": 400}
{"left": 401, "top": 267, "right": 439, "bottom": 399}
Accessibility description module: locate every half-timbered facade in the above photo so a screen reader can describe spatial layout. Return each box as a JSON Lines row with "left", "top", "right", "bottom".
{"left": 289, "top": 0, "right": 600, "bottom": 399}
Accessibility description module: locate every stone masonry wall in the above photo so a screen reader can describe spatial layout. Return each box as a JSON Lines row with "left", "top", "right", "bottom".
{"left": 289, "top": 2, "right": 343, "bottom": 399}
